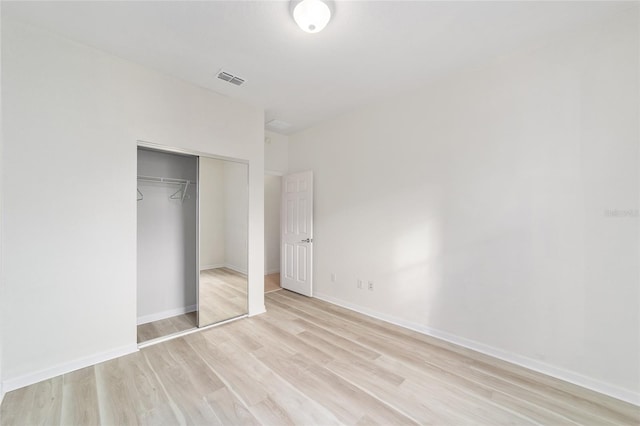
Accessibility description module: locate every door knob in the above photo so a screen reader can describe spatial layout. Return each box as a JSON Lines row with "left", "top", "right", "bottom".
{"left": 300, "top": 238, "right": 313, "bottom": 243}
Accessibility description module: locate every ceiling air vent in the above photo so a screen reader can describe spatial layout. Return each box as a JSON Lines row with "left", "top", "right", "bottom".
{"left": 217, "top": 69, "right": 245, "bottom": 86}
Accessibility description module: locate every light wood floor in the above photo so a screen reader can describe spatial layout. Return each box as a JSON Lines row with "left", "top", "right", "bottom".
{"left": 138, "top": 270, "right": 280, "bottom": 343}
{"left": 199, "top": 267, "right": 247, "bottom": 327}
{"left": 137, "top": 312, "right": 197, "bottom": 344}
{"left": 2, "top": 290, "right": 638, "bottom": 425}
{"left": 138, "top": 271, "right": 281, "bottom": 343}
{"left": 264, "top": 272, "right": 281, "bottom": 293}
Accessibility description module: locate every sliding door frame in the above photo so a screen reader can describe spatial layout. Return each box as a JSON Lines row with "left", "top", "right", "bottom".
{"left": 136, "top": 139, "right": 250, "bottom": 345}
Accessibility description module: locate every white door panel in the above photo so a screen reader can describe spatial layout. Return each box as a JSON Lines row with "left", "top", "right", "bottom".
{"left": 281, "top": 171, "right": 313, "bottom": 296}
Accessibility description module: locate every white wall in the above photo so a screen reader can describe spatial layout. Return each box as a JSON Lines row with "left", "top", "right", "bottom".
{"left": 0, "top": 2, "right": 4, "bottom": 403}
{"left": 199, "top": 157, "right": 225, "bottom": 269}
{"left": 264, "top": 175, "right": 281, "bottom": 275}
{"left": 200, "top": 157, "right": 249, "bottom": 275}
{"left": 1, "top": 20, "right": 264, "bottom": 391}
{"left": 289, "top": 11, "right": 639, "bottom": 403}
{"left": 223, "top": 161, "right": 249, "bottom": 274}
{"left": 137, "top": 149, "right": 197, "bottom": 323}
{"left": 265, "top": 130, "right": 289, "bottom": 174}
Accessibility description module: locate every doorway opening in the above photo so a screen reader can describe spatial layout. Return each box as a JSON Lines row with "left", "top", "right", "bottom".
{"left": 265, "top": 173, "right": 282, "bottom": 293}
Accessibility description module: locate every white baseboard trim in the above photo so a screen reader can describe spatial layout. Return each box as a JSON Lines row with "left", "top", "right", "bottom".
{"left": 137, "top": 304, "right": 197, "bottom": 325}
{"left": 264, "top": 268, "right": 280, "bottom": 275}
{"left": 200, "top": 263, "right": 225, "bottom": 271}
{"left": 2, "top": 343, "right": 138, "bottom": 393}
{"left": 224, "top": 264, "right": 248, "bottom": 275}
{"left": 313, "top": 292, "right": 640, "bottom": 406}
{"left": 201, "top": 264, "right": 248, "bottom": 276}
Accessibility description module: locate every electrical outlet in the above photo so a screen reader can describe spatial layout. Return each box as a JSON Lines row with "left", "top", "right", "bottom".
{"left": 368, "top": 281, "right": 374, "bottom": 291}
{"left": 331, "top": 273, "right": 336, "bottom": 283}
{"left": 357, "top": 279, "right": 363, "bottom": 289}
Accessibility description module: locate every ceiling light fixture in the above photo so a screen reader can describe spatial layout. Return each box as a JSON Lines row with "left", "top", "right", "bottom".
{"left": 292, "top": 0, "right": 332, "bottom": 34}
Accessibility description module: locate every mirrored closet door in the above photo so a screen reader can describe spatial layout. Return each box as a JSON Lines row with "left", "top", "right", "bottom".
{"left": 136, "top": 146, "right": 249, "bottom": 344}
{"left": 198, "top": 157, "right": 249, "bottom": 327}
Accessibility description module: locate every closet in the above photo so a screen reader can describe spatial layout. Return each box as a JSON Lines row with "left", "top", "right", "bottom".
{"left": 136, "top": 146, "right": 249, "bottom": 344}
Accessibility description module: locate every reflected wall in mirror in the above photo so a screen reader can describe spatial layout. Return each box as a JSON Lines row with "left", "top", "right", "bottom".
{"left": 199, "top": 157, "right": 249, "bottom": 327}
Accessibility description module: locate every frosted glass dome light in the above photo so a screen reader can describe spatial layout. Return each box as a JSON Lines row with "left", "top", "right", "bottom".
{"left": 293, "top": 0, "right": 332, "bottom": 34}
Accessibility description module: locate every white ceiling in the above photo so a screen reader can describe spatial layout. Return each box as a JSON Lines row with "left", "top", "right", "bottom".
{"left": 3, "top": 1, "right": 632, "bottom": 134}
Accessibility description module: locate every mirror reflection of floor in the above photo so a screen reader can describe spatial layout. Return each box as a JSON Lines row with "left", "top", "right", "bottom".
{"left": 138, "top": 268, "right": 272, "bottom": 344}
{"left": 137, "top": 311, "right": 196, "bottom": 344}
{"left": 199, "top": 267, "right": 248, "bottom": 326}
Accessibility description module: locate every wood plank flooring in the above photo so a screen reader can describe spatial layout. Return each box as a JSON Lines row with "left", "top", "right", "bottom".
{"left": 264, "top": 273, "right": 281, "bottom": 293}
{"left": 199, "top": 267, "right": 248, "bottom": 327}
{"left": 2, "top": 290, "right": 638, "bottom": 425}
{"left": 139, "top": 268, "right": 248, "bottom": 343}
{"left": 137, "top": 312, "right": 197, "bottom": 344}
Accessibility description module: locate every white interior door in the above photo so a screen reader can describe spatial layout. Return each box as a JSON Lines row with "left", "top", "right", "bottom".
{"left": 281, "top": 171, "right": 313, "bottom": 296}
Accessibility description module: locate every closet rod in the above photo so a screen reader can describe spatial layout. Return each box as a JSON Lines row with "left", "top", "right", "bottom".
{"left": 137, "top": 175, "right": 197, "bottom": 185}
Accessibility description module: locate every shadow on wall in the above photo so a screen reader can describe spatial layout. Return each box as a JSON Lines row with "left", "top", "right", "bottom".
{"left": 264, "top": 174, "right": 282, "bottom": 275}
{"left": 314, "top": 175, "right": 546, "bottom": 353}
{"left": 181, "top": 182, "right": 198, "bottom": 307}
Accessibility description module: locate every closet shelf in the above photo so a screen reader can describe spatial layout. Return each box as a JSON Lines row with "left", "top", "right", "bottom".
{"left": 137, "top": 175, "right": 196, "bottom": 203}
{"left": 137, "top": 175, "right": 197, "bottom": 185}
